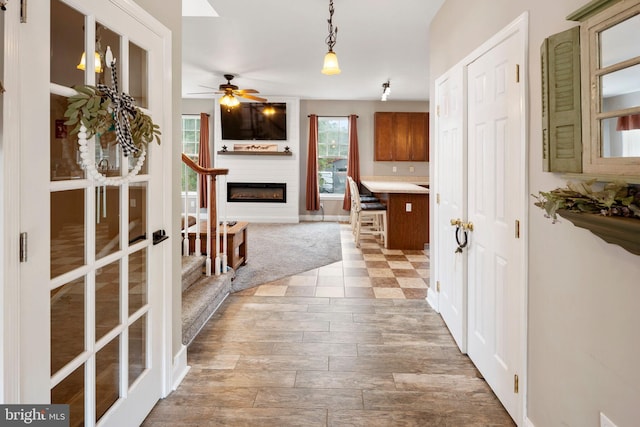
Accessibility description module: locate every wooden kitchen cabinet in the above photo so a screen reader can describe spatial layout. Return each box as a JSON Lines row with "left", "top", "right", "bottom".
{"left": 374, "top": 112, "right": 429, "bottom": 162}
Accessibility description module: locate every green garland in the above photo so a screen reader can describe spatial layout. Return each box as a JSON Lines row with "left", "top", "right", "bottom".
{"left": 64, "top": 85, "right": 161, "bottom": 156}
{"left": 532, "top": 180, "right": 640, "bottom": 222}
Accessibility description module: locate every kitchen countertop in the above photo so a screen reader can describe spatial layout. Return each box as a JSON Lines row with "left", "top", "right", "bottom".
{"left": 361, "top": 180, "right": 429, "bottom": 194}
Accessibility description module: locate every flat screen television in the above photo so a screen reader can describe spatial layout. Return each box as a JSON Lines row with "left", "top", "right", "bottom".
{"left": 220, "top": 102, "right": 287, "bottom": 140}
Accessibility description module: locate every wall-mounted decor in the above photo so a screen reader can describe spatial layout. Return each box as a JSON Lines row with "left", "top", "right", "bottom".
{"left": 533, "top": 180, "right": 640, "bottom": 255}
{"left": 64, "top": 48, "right": 160, "bottom": 184}
{"left": 233, "top": 143, "right": 278, "bottom": 152}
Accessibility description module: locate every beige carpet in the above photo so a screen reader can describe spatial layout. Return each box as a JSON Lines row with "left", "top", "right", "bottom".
{"left": 230, "top": 221, "right": 342, "bottom": 292}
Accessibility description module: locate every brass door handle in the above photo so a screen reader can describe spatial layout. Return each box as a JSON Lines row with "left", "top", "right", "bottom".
{"left": 450, "top": 218, "right": 462, "bottom": 227}
{"left": 462, "top": 222, "right": 474, "bottom": 232}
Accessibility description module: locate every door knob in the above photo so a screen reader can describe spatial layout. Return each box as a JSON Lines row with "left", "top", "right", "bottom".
{"left": 462, "top": 221, "right": 474, "bottom": 232}
{"left": 450, "top": 218, "right": 462, "bottom": 227}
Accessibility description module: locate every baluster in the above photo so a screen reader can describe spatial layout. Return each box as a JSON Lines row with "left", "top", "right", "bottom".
{"left": 182, "top": 163, "right": 190, "bottom": 256}
{"left": 222, "top": 174, "right": 228, "bottom": 273}
{"left": 214, "top": 175, "right": 221, "bottom": 276}
{"left": 205, "top": 174, "right": 213, "bottom": 276}
{"left": 194, "top": 168, "right": 201, "bottom": 256}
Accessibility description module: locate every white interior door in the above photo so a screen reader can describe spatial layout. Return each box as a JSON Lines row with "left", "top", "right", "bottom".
{"left": 18, "top": 1, "right": 170, "bottom": 426}
{"left": 466, "top": 29, "right": 525, "bottom": 422}
{"left": 432, "top": 67, "right": 467, "bottom": 351}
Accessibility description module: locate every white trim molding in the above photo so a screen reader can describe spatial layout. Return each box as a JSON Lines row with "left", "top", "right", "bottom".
{"left": 1, "top": 0, "right": 24, "bottom": 404}
{"left": 171, "top": 344, "right": 190, "bottom": 392}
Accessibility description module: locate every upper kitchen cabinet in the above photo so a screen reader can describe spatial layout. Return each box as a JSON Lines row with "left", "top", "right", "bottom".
{"left": 374, "top": 112, "right": 429, "bottom": 162}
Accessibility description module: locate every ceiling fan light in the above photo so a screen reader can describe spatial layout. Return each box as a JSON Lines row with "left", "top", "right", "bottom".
{"left": 263, "top": 104, "right": 276, "bottom": 116}
{"left": 321, "top": 51, "right": 341, "bottom": 75}
{"left": 220, "top": 93, "right": 239, "bottom": 108}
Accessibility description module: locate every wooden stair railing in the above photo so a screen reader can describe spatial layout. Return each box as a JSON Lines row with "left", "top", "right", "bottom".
{"left": 181, "top": 153, "right": 229, "bottom": 276}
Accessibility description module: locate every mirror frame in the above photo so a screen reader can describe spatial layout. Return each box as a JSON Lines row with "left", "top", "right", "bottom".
{"left": 570, "top": 0, "right": 640, "bottom": 177}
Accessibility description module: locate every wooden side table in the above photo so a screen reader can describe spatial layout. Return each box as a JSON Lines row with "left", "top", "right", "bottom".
{"left": 187, "top": 221, "right": 248, "bottom": 270}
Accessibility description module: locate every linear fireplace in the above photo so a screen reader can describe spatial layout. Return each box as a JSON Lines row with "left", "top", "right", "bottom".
{"left": 227, "top": 182, "right": 287, "bottom": 203}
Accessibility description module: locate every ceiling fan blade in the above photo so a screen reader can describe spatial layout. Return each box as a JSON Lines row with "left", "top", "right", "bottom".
{"left": 188, "top": 91, "right": 216, "bottom": 95}
{"left": 234, "top": 89, "right": 259, "bottom": 94}
{"left": 239, "top": 93, "right": 267, "bottom": 102}
{"left": 198, "top": 85, "right": 218, "bottom": 90}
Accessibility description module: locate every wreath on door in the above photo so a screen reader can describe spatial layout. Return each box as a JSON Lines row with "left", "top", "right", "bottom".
{"left": 64, "top": 49, "right": 161, "bottom": 185}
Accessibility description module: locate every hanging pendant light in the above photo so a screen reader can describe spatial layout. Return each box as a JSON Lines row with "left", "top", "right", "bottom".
{"left": 77, "top": 51, "right": 103, "bottom": 73}
{"left": 77, "top": 25, "right": 104, "bottom": 73}
{"left": 321, "top": 0, "right": 341, "bottom": 75}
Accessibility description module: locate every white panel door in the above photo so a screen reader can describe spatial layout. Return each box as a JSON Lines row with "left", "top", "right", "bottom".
{"left": 18, "top": 1, "right": 170, "bottom": 426}
{"left": 466, "top": 30, "right": 524, "bottom": 422}
{"left": 432, "top": 67, "right": 467, "bottom": 351}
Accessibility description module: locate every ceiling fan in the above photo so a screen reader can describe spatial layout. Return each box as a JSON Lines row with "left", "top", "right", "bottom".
{"left": 192, "top": 74, "right": 267, "bottom": 107}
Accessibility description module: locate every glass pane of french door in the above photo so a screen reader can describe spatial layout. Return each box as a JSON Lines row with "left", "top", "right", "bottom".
{"left": 48, "top": 0, "right": 154, "bottom": 425}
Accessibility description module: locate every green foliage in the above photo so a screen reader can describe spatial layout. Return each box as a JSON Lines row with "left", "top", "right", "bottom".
{"left": 532, "top": 180, "right": 640, "bottom": 222}
{"left": 64, "top": 85, "right": 161, "bottom": 156}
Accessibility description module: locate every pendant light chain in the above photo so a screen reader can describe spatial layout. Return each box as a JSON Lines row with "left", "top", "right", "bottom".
{"left": 325, "top": 0, "right": 338, "bottom": 52}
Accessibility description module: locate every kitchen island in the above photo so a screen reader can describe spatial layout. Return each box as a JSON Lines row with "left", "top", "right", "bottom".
{"left": 361, "top": 180, "right": 429, "bottom": 250}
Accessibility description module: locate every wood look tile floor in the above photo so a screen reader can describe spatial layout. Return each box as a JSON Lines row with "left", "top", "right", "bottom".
{"left": 143, "top": 224, "right": 515, "bottom": 426}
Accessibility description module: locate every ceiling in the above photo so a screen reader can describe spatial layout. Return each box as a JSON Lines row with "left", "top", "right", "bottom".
{"left": 182, "top": 0, "right": 445, "bottom": 102}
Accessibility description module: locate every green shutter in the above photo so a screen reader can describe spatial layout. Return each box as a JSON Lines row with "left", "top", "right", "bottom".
{"left": 541, "top": 37, "right": 550, "bottom": 171}
{"left": 541, "top": 26, "right": 582, "bottom": 173}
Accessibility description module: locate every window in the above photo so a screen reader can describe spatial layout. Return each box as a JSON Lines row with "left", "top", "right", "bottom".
{"left": 182, "top": 115, "right": 200, "bottom": 162}
{"left": 317, "top": 117, "right": 349, "bottom": 195}
{"left": 181, "top": 115, "right": 200, "bottom": 192}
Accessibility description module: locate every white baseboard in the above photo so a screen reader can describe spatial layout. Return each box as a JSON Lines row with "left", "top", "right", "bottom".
{"left": 299, "top": 214, "right": 349, "bottom": 222}
{"left": 230, "top": 216, "right": 301, "bottom": 223}
{"left": 523, "top": 416, "right": 535, "bottom": 427}
{"left": 426, "top": 288, "right": 439, "bottom": 312}
{"left": 171, "top": 344, "right": 190, "bottom": 391}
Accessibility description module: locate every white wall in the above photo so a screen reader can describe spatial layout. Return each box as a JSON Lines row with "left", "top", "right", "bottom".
{"left": 430, "top": 1, "right": 640, "bottom": 426}
{"left": 214, "top": 97, "right": 300, "bottom": 223}
{"left": 132, "top": 0, "right": 183, "bottom": 361}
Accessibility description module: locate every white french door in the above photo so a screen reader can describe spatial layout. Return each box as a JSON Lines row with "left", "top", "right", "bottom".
{"left": 466, "top": 26, "right": 525, "bottom": 423}
{"left": 18, "top": 1, "right": 170, "bottom": 426}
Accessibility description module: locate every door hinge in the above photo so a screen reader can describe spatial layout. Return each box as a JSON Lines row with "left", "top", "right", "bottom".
{"left": 436, "top": 105, "right": 440, "bottom": 117}
{"left": 20, "top": 232, "right": 28, "bottom": 262}
{"left": 436, "top": 281, "right": 441, "bottom": 292}
{"left": 20, "top": 0, "right": 28, "bottom": 23}
{"left": 514, "top": 374, "right": 519, "bottom": 393}
{"left": 515, "top": 219, "right": 520, "bottom": 239}
{"left": 436, "top": 193, "right": 440, "bottom": 204}
{"left": 515, "top": 64, "right": 520, "bottom": 83}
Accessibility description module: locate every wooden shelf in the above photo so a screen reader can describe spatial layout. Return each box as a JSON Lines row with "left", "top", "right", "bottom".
{"left": 558, "top": 210, "right": 640, "bottom": 256}
{"left": 217, "top": 151, "right": 292, "bottom": 156}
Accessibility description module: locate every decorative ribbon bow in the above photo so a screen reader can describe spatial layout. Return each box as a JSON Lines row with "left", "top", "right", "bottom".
{"left": 96, "top": 54, "right": 139, "bottom": 157}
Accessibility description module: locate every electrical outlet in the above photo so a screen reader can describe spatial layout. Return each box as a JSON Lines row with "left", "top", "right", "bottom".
{"left": 392, "top": 166, "right": 397, "bottom": 173}
{"left": 320, "top": 202, "right": 324, "bottom": 210}
{"left": 600, "top": 413, "right": 618, "bottom": 427}
{"left": 409, "top": 166, "right": 415, "bottom": 172}
{"left": 406, "top": 202, "right": 412, "bottom": 212}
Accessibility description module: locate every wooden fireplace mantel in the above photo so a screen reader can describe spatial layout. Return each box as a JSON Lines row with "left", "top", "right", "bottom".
{"left": 217, "top": 151, "right": 292, "bottom": 156}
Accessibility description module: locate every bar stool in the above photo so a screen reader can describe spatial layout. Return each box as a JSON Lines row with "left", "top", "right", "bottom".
{"left": 348, "top": 177, "right": 387, "bottom": 248}
{"left": 347, "top": 176, "right": 380, "bottom": 230}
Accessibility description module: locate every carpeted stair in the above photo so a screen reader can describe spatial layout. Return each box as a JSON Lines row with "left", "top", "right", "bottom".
{"left": 181, "top": 256, "right": 234, "bottom": 346}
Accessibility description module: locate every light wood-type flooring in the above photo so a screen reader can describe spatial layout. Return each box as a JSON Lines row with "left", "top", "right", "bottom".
{"left": 143, "top": 225, "right": 515, "bottom": 426}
